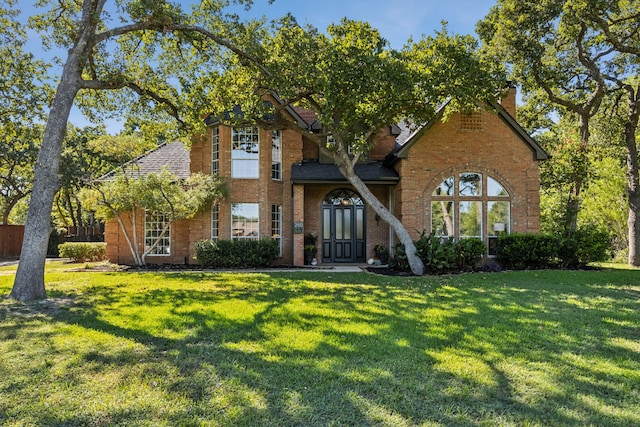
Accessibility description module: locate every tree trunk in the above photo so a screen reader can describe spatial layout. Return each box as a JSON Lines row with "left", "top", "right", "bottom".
{"left": 335, "top": 155, "right": 424, "bottom": 275}
{"left": 9, "top": 55, "right": 82, "bottom": 301}
{"left": 115, "top": 212, "right": 144, "bottom": 266}
{"left": 624, "top": 87, "right": 640, "bottom": 266}
{"left": 2, "top": 198, "right": 18, "bottom": 225}
{"left": 564, "top": 115, "right": 591, "bottom": 237}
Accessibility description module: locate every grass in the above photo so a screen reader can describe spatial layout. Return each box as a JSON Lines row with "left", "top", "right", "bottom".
{"left": 1, "top": 261, "right": 639, "bottom": 426}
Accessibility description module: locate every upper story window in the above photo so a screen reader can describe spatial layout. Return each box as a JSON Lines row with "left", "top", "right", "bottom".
{"left": 430, "top": 172, "right": 510, "bottom": 256}
{"left": 272, "top": 130, "right": 282, "bottom": 180}
{"left": 212, "top": 127, "right": 219, "bottom": 176}
{"left": 232, "top": 126, "right": 259, "bottom": 179}
{"left": 320, "top": 134, "right": 369, "bottom": 163}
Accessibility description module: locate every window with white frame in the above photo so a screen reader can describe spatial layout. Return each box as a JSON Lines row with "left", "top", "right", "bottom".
{"left": 145, "top": 211, "right": 171, "bottom": 255}
{"left": 272, "top": 130, "right": 282, "bottom": 180}
{"left": 212, "top": 127, "right": 219, "bottom": 176}
{"left": 430, "top": 172, "right": 510, "bottom": 255}
{"left": 271, "top": 204, "right": 282, "bottom": 256}
{"left": 232, "top": 126, "right": 260, "bottom": 178}
{"left": 232, "top": 203, "right": 259, "bottom": 240}
{"left": 211, "top": 203, "right": 219, "bottom": 242}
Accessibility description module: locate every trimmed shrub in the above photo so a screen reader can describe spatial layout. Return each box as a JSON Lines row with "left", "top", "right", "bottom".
{"left": 58, "top": 242, "right": 106, "bottom": 262}
{"left": 496, "top": 233, "right": 558, "bottom": 269}
{"left": 558, "top": 227, "right": 612, "bottom": 268}
{"left": 195, "top": 238, "right": 279, "bottom": 268}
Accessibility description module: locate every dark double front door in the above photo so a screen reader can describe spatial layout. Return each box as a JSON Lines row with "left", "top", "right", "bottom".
{"left": 322, "top": 203, "right": 366, "bottom": 263}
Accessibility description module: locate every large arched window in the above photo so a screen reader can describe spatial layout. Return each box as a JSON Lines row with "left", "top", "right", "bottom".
{"left": 430, "top": 172, "right": 510, "bottom": 255}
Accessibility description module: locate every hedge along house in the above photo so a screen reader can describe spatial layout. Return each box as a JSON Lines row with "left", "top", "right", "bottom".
{"left": 104, "top": 87, "right": 549, "bottom": 266}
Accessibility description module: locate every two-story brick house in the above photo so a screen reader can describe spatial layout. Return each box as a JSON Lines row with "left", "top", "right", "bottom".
{"left": 104, "top": 87, "right": 548, "bottom": 267}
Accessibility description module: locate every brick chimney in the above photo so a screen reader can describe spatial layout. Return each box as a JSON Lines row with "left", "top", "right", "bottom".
{"left": 498, "top": 83, "right": 517, "bottom": 117}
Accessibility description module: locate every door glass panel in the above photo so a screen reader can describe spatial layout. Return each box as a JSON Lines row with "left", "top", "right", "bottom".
{"left": 344, "top": 209, "right": 351, "bottom": 238}
{"left": 336, "top": 209, "right": 343, "bottom": 240}
{"left": 323, "top": 208, "right": 331, "bottom": 240}
{"left": 356, "top": 208, "right": 364, "bottom": 239}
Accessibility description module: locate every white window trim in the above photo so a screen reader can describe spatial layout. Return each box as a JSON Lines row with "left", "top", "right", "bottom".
{"left": 144, "top": 211, "right": 171, "bottom": 256}
{"left": 271, "top": 204, "right": 282, "bottom": 256}
{"left": 232, "top": 126, "right": 260, "bottom": 179}
{"left": 231, "top": 203, "right": 260, "bottom": 241}
{"left": 212, "top": 127, "right": 220, "bottom": 176}
{"left": 272, "top": 130, "right": 282, "bottom": 181}
{"left": 211, "top": 203, "right": 219, "bottom": 242}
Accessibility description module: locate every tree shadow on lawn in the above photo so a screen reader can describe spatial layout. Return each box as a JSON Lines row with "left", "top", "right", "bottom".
{"left": 4, "top": 270, "right": 640, "bottom": 426}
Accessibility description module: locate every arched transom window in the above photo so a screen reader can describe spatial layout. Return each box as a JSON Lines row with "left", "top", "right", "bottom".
{"left": 430, "top": 172, "right": 510, "bottom": 255}
{"left": 323, "top": 188, "right": 364, "bottom": 206}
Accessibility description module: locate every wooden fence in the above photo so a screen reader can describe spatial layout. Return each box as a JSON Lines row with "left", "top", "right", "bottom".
{"left": 0, "top": 225, "right": 25, "bottom": 258}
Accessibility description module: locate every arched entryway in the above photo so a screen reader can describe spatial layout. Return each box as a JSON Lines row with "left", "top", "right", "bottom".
{"left": 321, "top": 189, "right": 366, "bottom": 263}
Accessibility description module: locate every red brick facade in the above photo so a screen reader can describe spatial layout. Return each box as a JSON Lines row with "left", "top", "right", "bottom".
{"left": 105, "top": 89, "right": 547, "bottom": 266}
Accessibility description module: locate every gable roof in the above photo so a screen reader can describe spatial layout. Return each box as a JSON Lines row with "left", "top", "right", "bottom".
{"left": 386, "top": 101, "right": 549, "bottom": 165}
{"left": 101, "top": 141, "right": 190, "bottom": 181}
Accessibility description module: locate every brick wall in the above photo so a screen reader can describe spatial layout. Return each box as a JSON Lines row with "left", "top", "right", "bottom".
{"left": 106, "top": 88, "right": 542, "bottom": 266}
{"left": 105, "top": 210, "right": 193, "bottom": 265}
{"left": 393, "top": 103, "right": 542, "bottom": 243}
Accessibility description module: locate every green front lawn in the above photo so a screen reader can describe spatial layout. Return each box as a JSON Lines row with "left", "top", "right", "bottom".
{"left": 1, "top": 262, "right": 639, "bottom": 426}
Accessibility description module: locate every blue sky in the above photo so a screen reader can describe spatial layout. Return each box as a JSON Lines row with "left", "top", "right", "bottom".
{"left": 231, "top": 0, "right": 495, "bottom": 47}
{"left": 24, "top": 0, "right": 497, "bottom": 132}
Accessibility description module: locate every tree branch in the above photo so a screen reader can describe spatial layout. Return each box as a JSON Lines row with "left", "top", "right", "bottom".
{"left": 80, "top": 78, "right": 188, "bottom": 131}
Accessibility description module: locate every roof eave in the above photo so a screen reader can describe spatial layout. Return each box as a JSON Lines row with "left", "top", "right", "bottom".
{"left": 489, "top": 100, "right": 550, "bottom": 161}
{"left": 291, "top": 178, "right": 399, "bottom": 185}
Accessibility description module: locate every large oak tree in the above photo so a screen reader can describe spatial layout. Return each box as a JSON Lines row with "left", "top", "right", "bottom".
{"left": 9, "top": 0, "right": 266, "bottom": 301}
{"left": 478, "top": 0, "right": 640, "bottom": 265}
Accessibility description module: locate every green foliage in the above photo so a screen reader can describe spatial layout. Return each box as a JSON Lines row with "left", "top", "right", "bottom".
{"left": 496, "top": 233, "right": 558, "bottom": 270}
{"left": 194, "top": 238, "right": 279, "bottom": 268}
{"left": 0, "top": 2, "right": 51, "bottom": 225}
{"left": 391, "top": 232, "right": 486, "bottom": 274}
{"left": 389, "top": 243, "right": 409, "bottom": 272}
{"left": 455, "top": 237, "right": 486, "bottom": 272}
{"left": 82, "top": 168, "right": 226, "bottom": 266}
{"left": 578, "top": 155, "right": 628, "bottom": 255}
{"left": 414, "top": 231, "right": 456, "bottom": 274}
{"left": 497, "top": 229, "right": 612, "bottom": 270}
{"left": 84, "top": 170, "right": 226, "bottom": 222}
{"left": 558, "top": 227, "right": 612, "bottom": 269}
{"left": 58, "top": 242, "right": 106, "bottom": 262}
